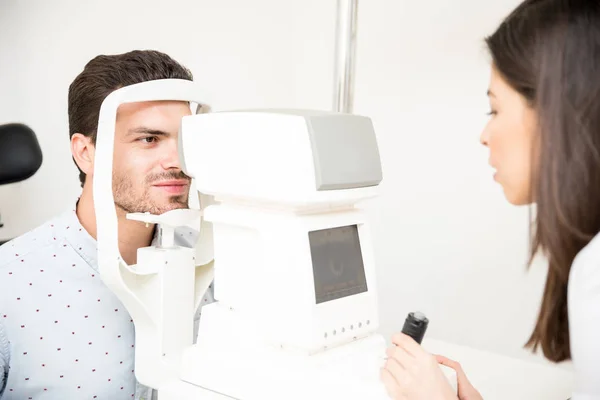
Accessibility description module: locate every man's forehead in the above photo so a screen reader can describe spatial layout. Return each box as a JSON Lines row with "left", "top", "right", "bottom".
{"left": 116, "top": 100, "right": 192, "bottom": 116}
{"left": 115, "top": 100, "right": 191, "bottom": 129}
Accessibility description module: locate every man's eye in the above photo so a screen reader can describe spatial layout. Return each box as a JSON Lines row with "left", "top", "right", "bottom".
{"left": 140, "top": 136, "right": 157, "bottom": 144}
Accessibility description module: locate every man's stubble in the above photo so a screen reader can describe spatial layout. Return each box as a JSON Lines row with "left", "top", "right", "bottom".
{"left": 112, "top": 171, "right": 190, "bottom": 215}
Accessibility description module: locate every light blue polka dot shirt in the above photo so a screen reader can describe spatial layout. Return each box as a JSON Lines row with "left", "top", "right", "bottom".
{"left": 0, "top": 204, "right": 214, "bottom": 399}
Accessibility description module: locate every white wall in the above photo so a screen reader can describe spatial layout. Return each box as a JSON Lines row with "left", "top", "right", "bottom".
{"left": 0, "top": 0, "right": 562, "bottom": 369}
{"left": 347, "top": 0, "right": 554, "bottom": 367}
{"left": 0, "top": 0, "right": 298, "bottom": 239}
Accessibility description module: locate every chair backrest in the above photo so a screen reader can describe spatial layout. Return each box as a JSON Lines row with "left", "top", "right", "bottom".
{"left": 0, "top": 123, "right": 43, "bottom": 245}
{"left": 0, "top": 123, "right": 43, "bottom": 185}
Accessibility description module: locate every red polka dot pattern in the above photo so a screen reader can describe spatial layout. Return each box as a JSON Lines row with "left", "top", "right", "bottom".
{"left": 0, "top": 207, "right": 215, "bottom": 399}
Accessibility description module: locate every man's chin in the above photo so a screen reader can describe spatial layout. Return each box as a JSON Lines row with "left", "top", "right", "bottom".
{"left": 115, "top": 199, "right": 189, "bottom": 216}
{"left": 152, "top": 196, "right": 189, "bottom": 213}
{"left": 160, "top": 202, "right": 189, "bottom": 213}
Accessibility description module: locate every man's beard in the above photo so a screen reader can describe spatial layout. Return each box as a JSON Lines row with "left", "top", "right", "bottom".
{"left": 113, "top": 170, "right": 190, "bottom": 215}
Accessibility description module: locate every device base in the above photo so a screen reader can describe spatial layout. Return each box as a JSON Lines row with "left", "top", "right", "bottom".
{"left": 175, "top": 303, "right": 456, "bottom": 399}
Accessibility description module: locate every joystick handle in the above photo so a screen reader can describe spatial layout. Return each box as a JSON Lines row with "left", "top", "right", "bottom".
{"left": 402, "top": 311, "right": 429, "bottom": 344}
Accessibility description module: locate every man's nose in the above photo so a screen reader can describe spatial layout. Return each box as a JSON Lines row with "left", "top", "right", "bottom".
{"left": 160, "top": 139, "right": 183, "bottom": 170}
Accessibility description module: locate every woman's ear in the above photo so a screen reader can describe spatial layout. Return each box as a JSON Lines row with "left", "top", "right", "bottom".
{"left": 70, "top": 133, "right": 95, "bottom": 176}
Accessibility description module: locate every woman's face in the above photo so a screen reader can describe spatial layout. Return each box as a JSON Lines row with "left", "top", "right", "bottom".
{"left": 480, "top": 65, "right": 538, "bottom": 205}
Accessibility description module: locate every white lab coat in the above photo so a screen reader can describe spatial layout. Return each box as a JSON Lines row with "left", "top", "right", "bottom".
{"left": 568, "top": 231, "right": 600, "bottom": 399}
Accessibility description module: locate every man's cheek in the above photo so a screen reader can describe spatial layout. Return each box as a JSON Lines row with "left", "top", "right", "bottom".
{"left": 134, "top": 161, "right": 157, "bottom": 183}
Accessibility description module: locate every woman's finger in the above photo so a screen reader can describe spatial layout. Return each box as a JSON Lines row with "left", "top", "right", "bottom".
{"left": 436, "top": 354, "right": 466, "bottom": 378}
{"left": 436, "top": 355, "right": 459, "bottom": 369}
{"left": 380, "top": 367, "right": 402, "bottom": 399}
{"left": 384, "top": 354, "right": 406, "bottom": 381}
{"left": 436, "top": 354, "right": 482, "bottom": 399}
{"left": 386, "top": 345, "right": 413, "bottom": 369}
{"left": 391, "top": 332, "right": 423, "bottom": 357}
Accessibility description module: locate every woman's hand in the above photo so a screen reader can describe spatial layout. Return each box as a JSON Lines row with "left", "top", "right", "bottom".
{"left": 435, "top": 355, "right": 483, "bottom": 400}
{"left": 380, "top": 333, "right": 458, "bottom": 400}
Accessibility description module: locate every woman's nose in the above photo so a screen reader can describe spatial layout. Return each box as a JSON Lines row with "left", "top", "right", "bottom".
{"left": 480, "top": 127, "right": 490, "bottom": 147}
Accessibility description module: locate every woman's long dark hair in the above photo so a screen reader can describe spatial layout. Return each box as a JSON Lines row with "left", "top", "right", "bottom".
{"left": 486, "top": 0, "right": 600, "bottom": 362}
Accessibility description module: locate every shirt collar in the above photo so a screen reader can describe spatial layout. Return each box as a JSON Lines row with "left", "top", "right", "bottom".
{"left": 59, "top": 199, "right": 199, "bottom": 273}
{"left": 61, "top": 203, "right": 100, "bottom": 272}
{"left": 60, "top": 200, "right": 193, "bottom": 273}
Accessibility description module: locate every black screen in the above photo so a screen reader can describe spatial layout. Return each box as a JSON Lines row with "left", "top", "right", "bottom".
{"left": 309, "top": 225, "right": 368, "bottom": 304}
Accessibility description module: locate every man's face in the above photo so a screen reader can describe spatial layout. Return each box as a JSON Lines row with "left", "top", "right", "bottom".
{"left": 111, "top": 100, "right": 192, "bottom": 215}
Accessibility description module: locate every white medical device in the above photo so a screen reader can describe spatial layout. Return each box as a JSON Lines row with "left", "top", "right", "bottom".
{"left": 93, "top": 79, "right": 457, "bottom": 399}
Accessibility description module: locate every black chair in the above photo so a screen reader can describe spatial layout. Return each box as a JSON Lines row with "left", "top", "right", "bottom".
{"left": 0, "top": 123, "right": 43, "bottom": 245}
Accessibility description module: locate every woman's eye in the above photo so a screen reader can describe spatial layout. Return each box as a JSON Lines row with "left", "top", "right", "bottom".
{"left": 486, "top": 110, "right": 497, "bottom": 116}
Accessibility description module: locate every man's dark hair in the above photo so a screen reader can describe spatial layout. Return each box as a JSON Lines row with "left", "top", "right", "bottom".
{"left": 68, "top": 49, "right": 193, "bottom": 187}
{"left": 486, "top": 0, "right": 600, "bottom": 363}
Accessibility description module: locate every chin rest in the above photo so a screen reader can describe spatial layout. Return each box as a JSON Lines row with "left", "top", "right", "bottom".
{"left": 0, "top": 123, "right": 43, "bottom": 185}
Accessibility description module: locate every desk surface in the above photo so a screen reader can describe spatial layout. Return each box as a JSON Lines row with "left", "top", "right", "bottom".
{"left": 422, "top": 338, "right": 574, "bottom": 400}
{"left": 158, "top": 338, "right": 575, "bottom": 400}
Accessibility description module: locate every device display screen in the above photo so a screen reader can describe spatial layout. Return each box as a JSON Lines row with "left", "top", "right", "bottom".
{"left": 309, "top": 225, "right": 368, "bottom": 304}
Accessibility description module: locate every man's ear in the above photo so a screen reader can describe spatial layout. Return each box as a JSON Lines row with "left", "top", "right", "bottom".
{"left": 71, "top": 133, "right": 95, "bottom": 176}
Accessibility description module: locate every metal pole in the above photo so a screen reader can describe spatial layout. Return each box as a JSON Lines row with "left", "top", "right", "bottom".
{"left": 332, "top": 0, "right": 359, "bottom": 113}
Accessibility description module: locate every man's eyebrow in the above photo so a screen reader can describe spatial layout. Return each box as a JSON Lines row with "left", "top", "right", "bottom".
{"left": 127, "top": 127, "right": 171, "bottom": 137}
